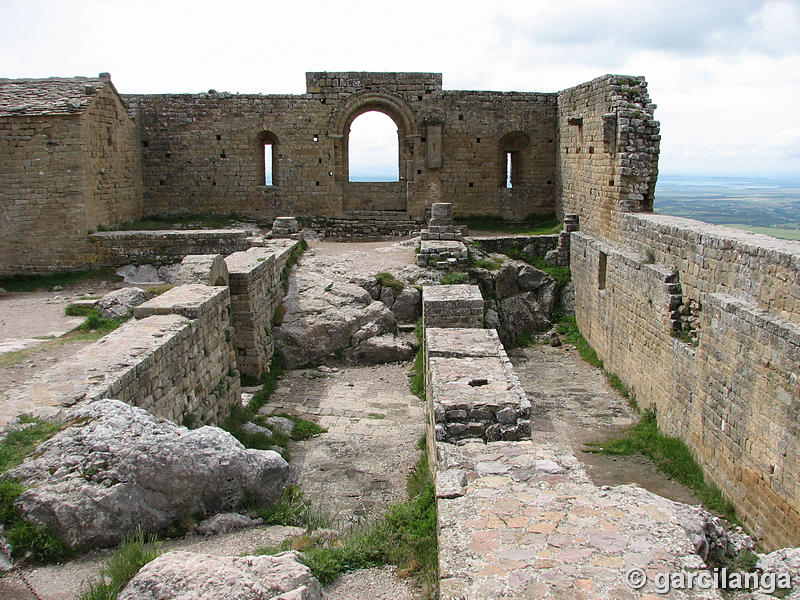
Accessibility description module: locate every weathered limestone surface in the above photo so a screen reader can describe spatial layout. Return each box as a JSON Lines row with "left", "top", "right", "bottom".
{"left": 119, "top": 551, "right": 320, "bottom": 600}
{"left": 96, "top": 286, "right": 146, "bottom": 319}
{"left": 7, "top": 399, "right": 288, "bottom": 550}
{"left": 422, "top": 284, "right": 483, "bottom": 329}
{"left": 175, "top": 253, "right": 230, "bottom": 286}
{"left": 2, "top": 284, "right": 239, "bottom": 425}
{"left": 435, "top": 440, "right": 719, "bottom": 600}
{"left": 274, "top": 269, "right": 406, "bottom": 369}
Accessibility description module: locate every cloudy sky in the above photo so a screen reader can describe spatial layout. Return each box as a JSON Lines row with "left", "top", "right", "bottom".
{"left": 2, "top": 0, "right": 800, "bottom": 177}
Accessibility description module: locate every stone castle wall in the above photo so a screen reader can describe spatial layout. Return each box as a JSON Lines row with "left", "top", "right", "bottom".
{"left": 0, "top": 82, "right": 144, "bottom": 275}
{"left": 570, "top": 217, "right": 800, "bottom": 549}
{"left": 225, "top": 240, "right": 299, "bottom": 379}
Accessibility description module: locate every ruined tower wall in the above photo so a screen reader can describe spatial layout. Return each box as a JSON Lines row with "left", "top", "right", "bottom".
{"left": 555, "top": 75, "right": 660, "bottom": 241}
{"left": 0, "top": 82, "right": 143, "bottom": 275}
{"left": 124, "top": 72, "right": 558, "bottom": 223}
{"left": 570, "top": 212, "right": 800, "bottom": 549}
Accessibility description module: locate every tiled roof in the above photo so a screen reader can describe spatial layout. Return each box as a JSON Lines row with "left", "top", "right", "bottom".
{"left": 0, "top": 76, "right": 109, "bottom": 117}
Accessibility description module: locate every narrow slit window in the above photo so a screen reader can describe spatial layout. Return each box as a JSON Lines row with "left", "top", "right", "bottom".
{"left": 264, "top": 143, "right": 273, "bottom": 186}
{"left": 506, "top": 152, "right": 513, "bottom": 188}
{"left": 598, "top": 251, "right": 607, "bottom": 290}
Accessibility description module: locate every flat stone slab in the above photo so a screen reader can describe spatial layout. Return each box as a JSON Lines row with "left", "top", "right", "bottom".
{"left": 436, "top": 440, "right": 720, "bottom": 600}
{"left": 418, "top": 239, "right": 467, "bottom": 254}
{"left": 134, "top": 284, "right": 228, "bottom": 320}
{"left": 225, "top": 247, "right": 277, "bottom": 275}
{"left": 426, "top": 327, "right": 503, "bottom": 358}
{"left": 423, "top": 284, "right": 483, "bottom": 303}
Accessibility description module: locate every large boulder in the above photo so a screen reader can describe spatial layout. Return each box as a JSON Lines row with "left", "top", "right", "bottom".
{"left": 96, "top": 287, "right": 146, "bottom": 319}
{"left": 497, "top": 293, "right": 552, "bottom": 346}
{"left": 516, "top": 265, "right": 558, "bottom": 315}
{"left": 274, "top": 271, "right": 399, "bottom": 368}
{"left": 6, "top": 399, "right": 288, "bottom": 550}
{"left": 119, "top": 551, "right": 321, "bottom": 600}
{"left": 389, "top": 286, "right": 421, "bottom": 323}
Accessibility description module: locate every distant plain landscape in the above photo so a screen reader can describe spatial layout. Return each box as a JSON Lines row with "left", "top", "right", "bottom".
{"left": 654, "top": 174, "right": 800, "bottom": 241}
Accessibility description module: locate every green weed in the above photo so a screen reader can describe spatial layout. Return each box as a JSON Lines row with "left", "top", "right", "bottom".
{"left": 76, "top": 309, "right": 128, "bottom": 334}
{"left": 585, "top": 410, "right": 739, "bottom": 524}
{"left": 440, "top": 272, "right": 469, "bottom": 285}
{"left": 257, "top": 453, "right": 438, "bottom": 596}
{"left": 375, "top": 272, "right": 404, "bottom": 294}
{"left": 78, "top": 529, "right": 161, "bottom": 600}
{"left": 1, "top": 416, "right": 70, "bottom": 563}
{"left": 409, "top": 318, "right": 425, "bottom": 400}
{"left": 65, "top": 303, "right": 96, "bottom": 317}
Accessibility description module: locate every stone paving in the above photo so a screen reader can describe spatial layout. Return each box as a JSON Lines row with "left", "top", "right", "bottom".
{"left": 435, "top": 440, "right": 719, "bottom": 599}
{"left": 258, "top": 361, "right": 426, "bottom": 523}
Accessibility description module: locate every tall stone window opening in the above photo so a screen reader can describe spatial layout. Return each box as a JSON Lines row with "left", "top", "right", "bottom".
{"left": 598, "top": 251, "right": 607, "bottom": 290}
{"left": 347, "top": 111, "right": 399, "bottom": 182}
{"left": 259, "top": 131, "right": 277, "bottom": 186}
{"left": 499, "top": 132, "right": 530, "bottom": 188}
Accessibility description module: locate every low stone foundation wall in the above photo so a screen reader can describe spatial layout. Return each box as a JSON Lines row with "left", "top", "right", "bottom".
{"left": 424, "top": 328, "right": 531, "bottom": 443}
{"left": 88, "top": 229, "right": 253, "bottom": 266}
{"left": 468, "top": 234, "right": 558, "bottom": 257}
{"left": 421, "top": 284, "right": 483, "bottom": 328}
{"left": 2, "top": 284, "right": 240, "bottom": 426}
{"left": 224, "top": 240, "right": 299, "bottom": 379}
{"left": 303, "top": 215, "right": 421, "bottom": 240}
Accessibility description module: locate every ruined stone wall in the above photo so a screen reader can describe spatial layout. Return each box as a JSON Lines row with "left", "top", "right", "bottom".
{"left": 225, "top": 240, "right": 298, "bottom": 379}
{"left": 124, "top": 72, "right": 558, "bottom": 223}
{"left": 0, "top": 114, "right": 88, "bottom": 274}
{"left": 437, "top": 91, "right": 557, "bottom": 220}
{"left": 2, "top": 284, "right": 240, "bottom": 425}
{"left": 570, "top": 221, "right": 800, "bottom": 549}
{"left": 87, "top": 229, "right": 252, "bottom": 266}
{"left": 81, "top": 85, "right": 144, "bottom": 230}
{"left": 555, "top": 75, "right": 660, "bottom": 241}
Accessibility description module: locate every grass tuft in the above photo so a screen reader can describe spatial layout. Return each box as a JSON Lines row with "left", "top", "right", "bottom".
{"left": 65, "top": 303, "right": 96, "bottom": 317}
{"left": 78, "top": 529, "right": 161, "bottom": 600}
{"left": 471, "top": 257, "right": 503, "bottom": 271}
{"left": 585, "top": 410, "right": 739, "bottom": 524}
{"left": 440, "top": 272, "right": 469, "bottom": 285}
{"left": 375, "top": 272, "right": 404, "bottom": 294}
{"left": 257, "top": 453, "right": 438, "bottom": 596}
{"left": 1, "top": 416, "right": 70, "bottom": 563}
{"left": 254, "top": 485, "right": 336, "bottom": 531}
{"left": 505, "top": 245, "right": 572, "bottom": 286}
{"left": 76, "top": 309, "right": 128, "bottom": 334}
{"left": 409, "top": 318, "right": 425, "bottom": 400}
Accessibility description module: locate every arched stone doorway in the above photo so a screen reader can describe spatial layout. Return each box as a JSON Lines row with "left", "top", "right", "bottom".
{"left": 329, "top": 92, "right": 419, "bottom": 213}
